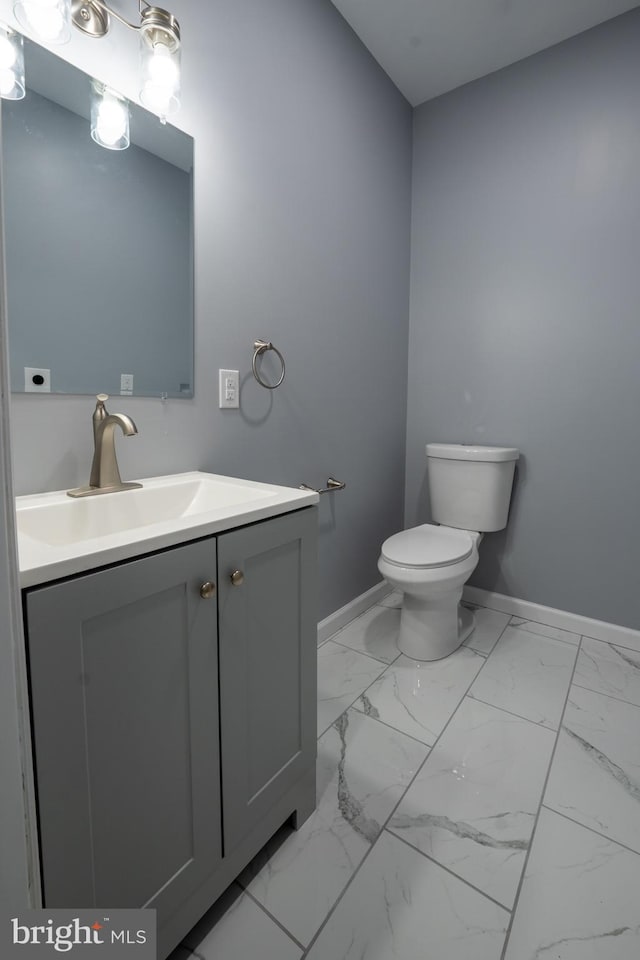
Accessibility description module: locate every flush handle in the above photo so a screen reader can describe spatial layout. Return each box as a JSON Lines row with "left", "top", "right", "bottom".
{"left": 200, "top": 581, "right": 216, "bottom": 600}
{"left": 230, "top": 569, "right": 244, "bottom": 587}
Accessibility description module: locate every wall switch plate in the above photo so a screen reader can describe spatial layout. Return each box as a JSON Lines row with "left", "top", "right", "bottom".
{"left": 24, "top": 367, "right": 51, "bottom": 393}
{"left": 120, "top": 374, "right": 134, "bottom": 395}
{"left": 219, "top": 369, "right": 239, "bottom": 409}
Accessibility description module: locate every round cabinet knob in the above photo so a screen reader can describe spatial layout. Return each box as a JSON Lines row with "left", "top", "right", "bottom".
{"left": 200, "top": 581, "right": 216, "bottom": 600}
{"left": 230, "top": 569, "right": 244, "bottom": 587}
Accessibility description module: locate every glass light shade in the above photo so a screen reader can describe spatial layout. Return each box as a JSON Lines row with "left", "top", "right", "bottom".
{"left": 13, "top": 0, "right": 71, "bottom": 44}
{"left": 0, "top": 25, "right": 25, "bottom": 99}
{"left": 139, "top": 35, "right": 180, "bottom": 121}
{"left": 90, "top": 81, "right": 130, "bottom": 151}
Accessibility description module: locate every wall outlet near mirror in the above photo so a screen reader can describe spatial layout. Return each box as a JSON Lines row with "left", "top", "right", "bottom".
{"left": 24, "top": 367, "right": 50, "bottom": 393}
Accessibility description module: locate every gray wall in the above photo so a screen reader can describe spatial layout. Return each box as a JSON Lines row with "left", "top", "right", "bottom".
{"left": 406, "top": 9, "right": 640, "bottom": 629}
{"left": 1, "top": 0, "right": 412, "bottom": 620}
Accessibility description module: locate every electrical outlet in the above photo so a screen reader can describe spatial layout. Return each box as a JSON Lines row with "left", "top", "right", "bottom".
{"left": 120, "top": 374, "right": 134, "bottom": 395}
{"left": 219, "top": 369, "right": 239, "bottom": 409}
{"left": 24, "top": 367, "right": 51, "bottom": 393}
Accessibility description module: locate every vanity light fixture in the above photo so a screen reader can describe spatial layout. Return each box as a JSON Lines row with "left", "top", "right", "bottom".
{"left": 90, "top": 78, "right": 129, "bottom": 149}
{"left": 0, "top": 23, "right": 25, "bottom": 99}
{"left": 11, "top": 1, "right": 181, "bottom": 119}
{"left": 74, "top": 1, "right": 181, "bottom": 120}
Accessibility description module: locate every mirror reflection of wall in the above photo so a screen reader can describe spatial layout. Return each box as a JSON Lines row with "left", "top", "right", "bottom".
{"left": 2, "top": 36, "right": 194, "bottom": 399}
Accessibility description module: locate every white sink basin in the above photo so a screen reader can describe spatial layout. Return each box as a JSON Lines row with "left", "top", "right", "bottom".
{"left": 16, "top": 471, "right": 319, "bottom": 587}
{"left": 17, "top": 473, "right": 278, "bottom": 546}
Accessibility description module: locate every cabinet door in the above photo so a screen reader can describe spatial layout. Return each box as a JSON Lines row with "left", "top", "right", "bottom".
{"left": 217, "top": 508, "right": 317, "bottom": 852}
{"left": 25, "top": 538, "right": 221, "bottom": 915}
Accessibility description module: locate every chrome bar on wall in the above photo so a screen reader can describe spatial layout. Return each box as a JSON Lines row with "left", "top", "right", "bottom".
{"left": 299, "top": 477, "right": 346, "bottom": 495}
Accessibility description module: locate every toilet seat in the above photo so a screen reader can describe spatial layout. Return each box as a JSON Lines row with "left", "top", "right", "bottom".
{"left": 381, "top": 523, "right": 474, "bottom": 569}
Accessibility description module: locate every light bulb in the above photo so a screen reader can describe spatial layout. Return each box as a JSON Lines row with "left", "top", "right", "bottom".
{"left": 13, "top": 0, "right": 71, "bottom": 44}
{"left": 147, "top": 43, "right": 179, "bottom": 86}
{"left": 140, "top": 33, "right": 180, "bottom": 119}
{"left": 96, "top": 99, "right": 127, "bottom": 146}
{"left": 91, "top": 81, "right": 130, "bottom": 151}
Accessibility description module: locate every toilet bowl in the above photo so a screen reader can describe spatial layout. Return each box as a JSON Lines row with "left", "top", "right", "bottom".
{"left": 378, "top": 443, "right": 519, "bottom": 661}
{"left": 378, "top": 524, "right": 481, "bottom": 660}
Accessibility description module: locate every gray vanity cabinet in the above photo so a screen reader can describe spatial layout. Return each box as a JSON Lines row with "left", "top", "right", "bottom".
{"left": 217, "top": 508, "right": 317, "bottom": 852}
{"left": 25, "top": 537, "right": 222, "bottom": 913}
{"left": 23, "top": 505, "right": 317, "bottom": 958}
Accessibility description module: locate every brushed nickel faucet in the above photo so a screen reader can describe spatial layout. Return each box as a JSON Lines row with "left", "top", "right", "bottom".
{"left": 67, "top": 394, "right": 143, "bottom": 498}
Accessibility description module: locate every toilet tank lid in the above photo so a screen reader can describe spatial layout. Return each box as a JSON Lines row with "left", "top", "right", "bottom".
{"left": 426, "top": 443, "right": 519, "bottom": 462}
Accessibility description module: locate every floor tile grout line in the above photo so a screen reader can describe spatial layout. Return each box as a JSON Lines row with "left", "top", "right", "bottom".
{"left": 351, "top": 704, "right": 436, "bottom": 748}
{"left": 498, "top": 634, "right": 583, "bottom": 960}
{"left": 509, "top": 619, "right": 580, "bottom": 646}
{"left": 301, "top": 619, "right": 512, "bottom": 957}
{"left": 320, "top": 637, "right": 393, "bottom": 669}
{"left": 323, "top": 610, "right": 375, "bottom": 644}
{"left": 463, "top": 612, "right": 513, "bottom": 658}
{"left": 316, "top": 662, "right": 388, "bottom": 740}
{"left": 464, "top": 646, "right": 489, "bottom": 659}
{"left": 385, "top": 827, "right": 513, "bottom": 914}
{"left": 316, "top": 646, "right": 390, "bottom": 740}
{"left": 570, "top": 679, "right": 640, "bottom": 712}
{"left": 579, "top": 634, "right": 640, "bottom": 656}
{"left": 240, "top": 884, "right": 307, "bottom": 952}
{"left": 539, "top": 804, "right": 640, "bottom": 859}
{"left": 466, "top": 693, "right": 559, "bottom": 731}
{"left": 317, "top": 602, "right": 411, "bottom": 738}
{"left": 509, "top": 624, "right": 580, "bottom": 649}
{"left": 321, "top": 596, "right": 396, "bottom": 646}
{"left": 491, "top": 611, "right": 640, "bottom": 658}
{"left": 508, "top": 612, "right": 580, "bottom": 633}
{"left": 327, "top": 634, "right": 401, "bottom": 667}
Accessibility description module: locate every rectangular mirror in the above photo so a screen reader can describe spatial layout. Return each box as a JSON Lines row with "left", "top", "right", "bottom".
{"left": 2, "top": 35, "right": 194, "bottom": 398}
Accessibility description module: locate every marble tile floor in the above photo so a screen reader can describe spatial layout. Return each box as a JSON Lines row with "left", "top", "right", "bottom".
{"left": 171, "top": 592, "right": 640, "bottom": 960}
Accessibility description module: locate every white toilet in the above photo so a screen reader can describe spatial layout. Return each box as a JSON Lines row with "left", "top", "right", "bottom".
{"left": 378, "top": 444, "right": 519, "bottom": 661}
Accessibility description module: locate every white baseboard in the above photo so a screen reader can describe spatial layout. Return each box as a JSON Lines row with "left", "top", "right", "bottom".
{"left": 318, "top": 581, "right": 391, "bottom": 645}
{"left": 464, "top": 585, "right": 640, "bottom": 652}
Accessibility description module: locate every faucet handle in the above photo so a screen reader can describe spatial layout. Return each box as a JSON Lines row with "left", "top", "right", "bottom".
{"left": 93, "top": 395, "right": 109, "bottom": 441}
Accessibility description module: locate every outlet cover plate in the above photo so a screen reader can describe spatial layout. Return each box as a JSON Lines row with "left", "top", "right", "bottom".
{"left": 24, "top": 367, "right": 51, "bottom": 393}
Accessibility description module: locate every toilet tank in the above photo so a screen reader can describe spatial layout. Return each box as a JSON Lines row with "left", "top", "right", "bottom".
{"left": 426, "top": 444, "right": 519, "bottom": 532}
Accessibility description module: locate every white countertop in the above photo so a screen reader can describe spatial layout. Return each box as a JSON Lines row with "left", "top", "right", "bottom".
{"left": 16, "top": 471, "right": 319, "bottom": 588}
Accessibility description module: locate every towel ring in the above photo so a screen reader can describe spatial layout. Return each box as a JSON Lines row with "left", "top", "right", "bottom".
{"left": 252, "top": 339, "right": 286, "bottom": 389}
